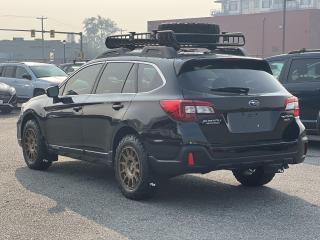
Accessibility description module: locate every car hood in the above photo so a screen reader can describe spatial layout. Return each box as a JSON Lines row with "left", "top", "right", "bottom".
{"left": 0, "top": 82, "right": 15, "bottom": 94}
{"left": 38, "top": 76, "right": 67, "bottom": 84}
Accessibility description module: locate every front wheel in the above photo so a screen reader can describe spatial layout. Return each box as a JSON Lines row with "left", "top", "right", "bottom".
{"left": 22, "top": 120, "right": 52, "bottom": 170}
{"left": 232, "top": 167, "right": 275, "bottom": 187}
{"left": 114, "top": 135, "right": 157, "bottom": 200}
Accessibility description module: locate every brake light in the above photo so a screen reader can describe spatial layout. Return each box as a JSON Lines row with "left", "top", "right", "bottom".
{"left": 285, "top": 96, "right": 300, "bottom": 118}
{"left": 160, "top": 100, "right": 214, "bottom": 122}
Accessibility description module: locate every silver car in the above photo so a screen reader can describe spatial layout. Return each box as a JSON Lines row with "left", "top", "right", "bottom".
{"left": 0, "top": 62, "right": 67, "bottom": 101}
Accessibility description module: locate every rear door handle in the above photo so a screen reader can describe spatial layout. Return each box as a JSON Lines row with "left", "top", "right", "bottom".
{"left": 112, "top": 103, "right": 124, "bottom": 110}
{"left": 73, "top": 106, "right": 83, "bottom": 112}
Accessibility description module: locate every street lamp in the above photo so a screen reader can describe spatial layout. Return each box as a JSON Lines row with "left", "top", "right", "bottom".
{"left": 62, "top": 40, "right": 66, "bottom": 63}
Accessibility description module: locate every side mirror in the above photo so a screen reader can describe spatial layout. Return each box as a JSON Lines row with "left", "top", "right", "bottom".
{"left": 22, "top": 74, "right": 32, "bottom": 80}
{"left": 46, "top": 86, "right": 59, "bottom": 98}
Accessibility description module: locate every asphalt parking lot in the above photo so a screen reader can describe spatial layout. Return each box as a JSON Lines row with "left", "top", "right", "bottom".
{"left": 0, "top": 111, "right": 319, "bottom": 240}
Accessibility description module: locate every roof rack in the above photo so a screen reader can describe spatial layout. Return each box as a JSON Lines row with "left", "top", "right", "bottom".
{"left": 289, "top": 48, "right": 320, "bottom": 54}
{"left": 105, "top": 30, "right": 245, "bottom": 51}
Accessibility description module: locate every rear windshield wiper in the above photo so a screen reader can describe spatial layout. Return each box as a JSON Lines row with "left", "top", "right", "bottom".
{"left": 210, "top": 87, "right": 250, "bottom": 95}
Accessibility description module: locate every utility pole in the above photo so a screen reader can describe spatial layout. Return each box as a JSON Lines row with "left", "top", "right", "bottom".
{"left": 282, "top": 0, "right": 287, "bottom": 53}
{"left": 36, "top": 16, "right": 48, "bottom": 62}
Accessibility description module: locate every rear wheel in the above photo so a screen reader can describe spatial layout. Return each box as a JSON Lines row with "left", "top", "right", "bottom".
{"left": 22, "top": 120, "right": 52, "bottom": 170}
{"left": 114, "top": 135, "right": 157, "bottom": 200}
{"left": 232, "top": 167, "right": 275, "bottom": 187}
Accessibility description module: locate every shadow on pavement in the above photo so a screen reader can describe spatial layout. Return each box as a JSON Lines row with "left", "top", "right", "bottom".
{"left": 15, "top": 160, "right": 319, "bottom": 240}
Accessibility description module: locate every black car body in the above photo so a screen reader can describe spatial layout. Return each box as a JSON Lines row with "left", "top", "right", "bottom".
{"left": 17, "top": 25, "right": 308, "bottom": 200}
{"left": 266, "top": 49, "right": 320, "bottom": 140}
{"left": 0, "top": 82, "right": 17, "bottom": 113}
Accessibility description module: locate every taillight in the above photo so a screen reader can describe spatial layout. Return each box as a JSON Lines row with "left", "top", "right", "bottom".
{"left": 160, "top": 100, "right": 214, "bottom": 122}
{"left": 285, "top": 96, "right": 300, "bottom": 118}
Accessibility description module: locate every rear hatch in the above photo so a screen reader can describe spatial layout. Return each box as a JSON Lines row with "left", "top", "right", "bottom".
{"left": 176, "top": 58, "right": 299, "bottom": 146}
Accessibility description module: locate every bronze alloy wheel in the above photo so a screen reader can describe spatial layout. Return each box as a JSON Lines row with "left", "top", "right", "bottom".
{"left": 119, "top": 146, "right": 141, "bottom": 191}
{"left": 24, "top": 128, "right": 38, "bottom": 163}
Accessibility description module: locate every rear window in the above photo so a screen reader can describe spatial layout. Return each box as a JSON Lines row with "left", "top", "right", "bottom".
{"left": 178, "top": 60, "right": 284, "bottom": 95}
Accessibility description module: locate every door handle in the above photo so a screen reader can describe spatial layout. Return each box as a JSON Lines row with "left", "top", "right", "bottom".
{"left": 73, "top": 106, "right": 83, "bottom": 112}
{"left": 112, "top": 103, "right": 124, "bottom": 110}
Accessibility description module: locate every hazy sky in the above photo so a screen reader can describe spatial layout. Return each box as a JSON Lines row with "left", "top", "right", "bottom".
{"left": 0, "top": 0, "right": 219, "bottom": 40}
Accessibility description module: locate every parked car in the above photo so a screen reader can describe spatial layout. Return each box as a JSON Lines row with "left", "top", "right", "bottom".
{"left": 17, "top": 24, "right": 307, "bottom": 200}
{"left": 0, "top": 62, "right": 67, "bottom": 102}
{"left": 59, "top": 61, "right": 87, "bottom": 74}
{"left": 266, "top": 49, "right": 320, "bottom": 140}
{"left": 0, "top": 82, "right": 17, "bottom": 113}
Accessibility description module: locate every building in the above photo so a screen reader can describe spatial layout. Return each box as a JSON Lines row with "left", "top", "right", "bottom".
{"left": 0, "top": 38, "right": 81, "bottom": 63}
{"left": 148, "top": 8, "right": 320, "bottom": 57}
{"left": 213, "top": 0, "right": 320, "bottom": 15}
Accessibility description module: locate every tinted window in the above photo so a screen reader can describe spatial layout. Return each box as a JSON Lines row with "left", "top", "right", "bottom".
{"left": 138, "top": 64, "right": 163, "bottom": 92}
{"left": 0, "top": 66, "right": 3, "bottom": 76}
{"left": 96, "top": 63, "right": 133, "bottom": 94}
{"left": 3, "top": 66, "right": 16, "bottom": 78}
{"left": 63, "top": 63, "right": 103, "bottom": 96}
{"left": 15, "top": 67, "right": 29, "bottom": 79}
{"left": 122, "top": 64, "right": 137, "bottom": 93}
{"left": 268, "top": 60, "right": 286, "bottom": 80}
{"left": 179, "top": 65, "right": 284, "bottom": 95}
{"left": 287, "top": 58, "right": 320, "bottom": 83}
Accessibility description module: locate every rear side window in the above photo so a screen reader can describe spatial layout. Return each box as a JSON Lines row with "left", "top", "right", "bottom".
{"left": 138, "top": 64, "right": 163, "bottom": 92}
{"left": 122, "top": 64, "right": 137, "bottom": 93}
{"left": 287, "top": 58, "right": 320, "bottom": 83}
{"left": 96, "top": 63, "right": 133, "bottom": 94}
{"left": 3, "top": 66, "right": 16, "bottom": 78}
{"left": 179, "top": 60, "right": 284, "bottom": 95}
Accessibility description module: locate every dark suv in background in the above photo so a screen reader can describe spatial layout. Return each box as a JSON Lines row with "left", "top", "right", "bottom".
{"left": 267, "top": 49, "right": 320, "bottom": 140}
{"left": 17, "top": 24, "right": 307, "bottom": 200}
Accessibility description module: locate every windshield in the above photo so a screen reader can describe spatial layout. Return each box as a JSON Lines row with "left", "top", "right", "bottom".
{"left": 179, "top": 67, "right": 285, "bottom": 95}
{"left": 30, "top": 65, "right": 67, "bottom": 78}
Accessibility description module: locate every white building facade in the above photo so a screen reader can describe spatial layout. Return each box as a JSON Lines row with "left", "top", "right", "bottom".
{"left": 213, "top": 0, "right": 320, "bottom": 15}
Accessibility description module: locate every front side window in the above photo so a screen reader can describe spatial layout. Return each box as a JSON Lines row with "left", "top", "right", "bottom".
{"left": 95, "top": 63, "right": 133, "bottom": 94}
{"left": 268, "top": 60, "right": 286, "bottom": 80}
{"left": 63, "top": 63, "right": 103, "bottom": 96}
{"left": 15, "top": 67, "right": 29, "bottom": 79}
{"left": 138, "top": 64, "right": 163, "bottom": 93}
{"left": 287, "top": 58, "right": 320, "bottom": 83}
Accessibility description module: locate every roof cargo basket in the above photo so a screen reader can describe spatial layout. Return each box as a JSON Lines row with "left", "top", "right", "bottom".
{"left": 105, "top": 30, "right": 245, "bottom": 51}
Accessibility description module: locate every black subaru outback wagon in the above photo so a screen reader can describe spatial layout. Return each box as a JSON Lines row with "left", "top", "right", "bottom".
{"left": 17, "top": 24, "right": 307, "bottom": 200}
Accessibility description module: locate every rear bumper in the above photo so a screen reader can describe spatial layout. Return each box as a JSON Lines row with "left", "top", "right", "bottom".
{"left": 149, "top": 136, "right": 308, "bottom": 175}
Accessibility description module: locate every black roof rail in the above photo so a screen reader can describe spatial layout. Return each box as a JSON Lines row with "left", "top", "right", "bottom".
{"left": 105, "top": 30, "right": 245, "bottom": 51}
{"left": 288, "top": 48, "right": 320, "bottom": 54}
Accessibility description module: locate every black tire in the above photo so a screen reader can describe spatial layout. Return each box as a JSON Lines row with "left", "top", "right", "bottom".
{"left": 233, "top": 167, "right": 275, "bottom": 187}
{"left": 114, "top": 135, "right": 157, "bottom": 200}
{"left": 33, "top": 89, "right": 45, "bottom": 97}
{"left": 22, "top": 120, "right": 52, "bottom": 170}
{"left": 158, "top": 23, "right": 220, "bottom": 44}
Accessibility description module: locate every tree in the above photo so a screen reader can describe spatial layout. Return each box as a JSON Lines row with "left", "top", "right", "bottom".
{"left": 83, "top": 15, "right": 119, "bottom": 58}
